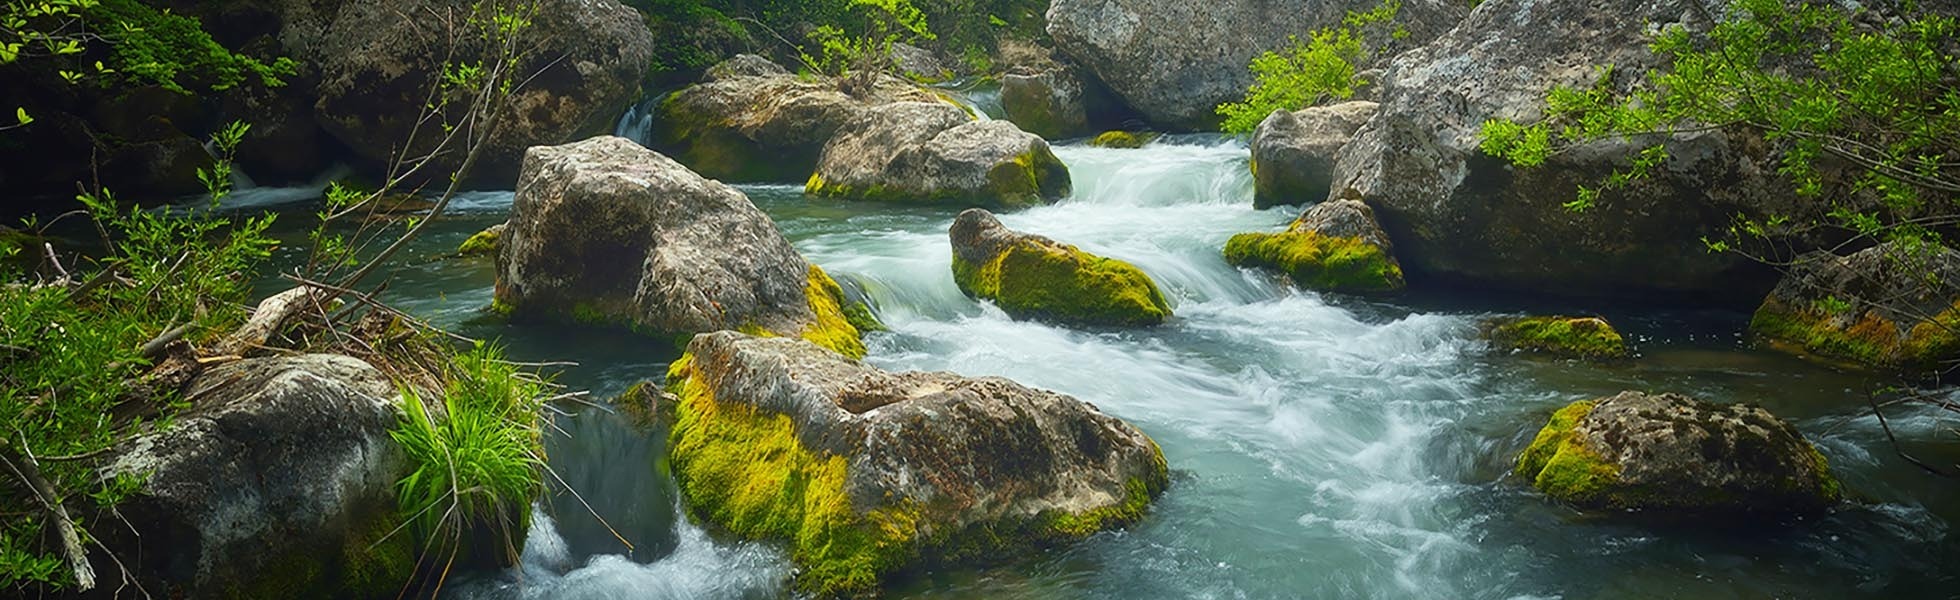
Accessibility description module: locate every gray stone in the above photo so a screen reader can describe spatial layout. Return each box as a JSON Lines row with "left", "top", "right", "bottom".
{"left": 808, "top": 102, "right": 1071, "bottom": 207}
{"left": 1750, "top": 242, "right": 1960, "bottom": 369}
{"left": 1250, "top": 101, "right": 1378, "bottom": 209}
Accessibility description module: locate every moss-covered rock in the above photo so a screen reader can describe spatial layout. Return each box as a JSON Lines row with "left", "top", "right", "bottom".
{"left": 666, "top": 332, "right": 1169, "bottom": 596}
{"left": 1088, "top": 130, "right": 1159, "bottom": 148}
{"left": 1483, "top": 316, "right": 1629, "bottom": 360}
{"left": 806, "top": 102, "right": 1071, "bottom": 208}
{"left": 1514, "top": 391, "right": 1840, "bottom": 517}
{"left": 1224, "top": 198, "right": 1404, "bottom": 294}
{"left": 950, "top": 208, "right": 1171, "bottom": 326}
{"left": 1750, "top": 242, "right": 1960, "bottom": 370}
{"left": 457, "top": 222, "right": 506, "bottom": 257}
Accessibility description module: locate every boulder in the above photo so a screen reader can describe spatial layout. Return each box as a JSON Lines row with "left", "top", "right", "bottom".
{"left": 951, "top": 208, "right": 1171, "bottom": 325}
{"left": 296, "top": 0, "right": 652, "bottom": 180}
{"left": 1045, "top": 0, "right": 1464, "bottom": 130}
{"left": 1331, "top": 0, "right": 1813, "bottom": 301}
{"left": 998, "top": 59, "right": 1122, "bottom": 139}
{"left": 458, "top": 221, "right": 506, "bottom": 256}
{"left": 1750, "top": 242, "right": 1960, "bottom": 369}
{"left": 807, "top": 102, "right": 1072, "bottom": 207}
{"left": 1482, "top": 316, "right": 1630, "bottom": 360}
{"left": 654, "top": 56, "right": 949, "bottom": 182}
{"left": 665, "top": 332, "right": 1169, "bottom": 596}
{"left": 1087, "top": 130, "right": 1157, "bottom": 148}
{"left": 494, "top": 136, "right": 867, "bottom": 357}
{"left": 1514, "top": 391, "right": 1840, "bottom": 516}
{"left": 1251, "top": 101, "right": 1378, "bottom": 209}
{"left": 1224, "top": 198, "right": 1404, "bottom": 293}
{"left": 101, "top": 354, "right": 417, "bottom": 598}
{"left": 891, "top": 42, "right": 952, "bottom": 82}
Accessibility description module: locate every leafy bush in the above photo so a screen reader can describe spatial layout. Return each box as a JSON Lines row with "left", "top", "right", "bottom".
{"left": 1216, "top": 0, "right": 1404, "bottom": 133}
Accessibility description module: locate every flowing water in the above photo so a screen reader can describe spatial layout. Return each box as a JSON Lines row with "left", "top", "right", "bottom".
{"left": 231, "top": 134, "right": 1960, "bottom": 599}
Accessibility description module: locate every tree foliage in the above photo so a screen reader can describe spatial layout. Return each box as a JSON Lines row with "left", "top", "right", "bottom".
{"left": 1217, "top": 0, "right": 1405, "bottom": 134}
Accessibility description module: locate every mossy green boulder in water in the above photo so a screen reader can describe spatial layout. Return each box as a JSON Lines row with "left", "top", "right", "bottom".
{"left": 806, "top": 102, "right": 1071, "bottom": 208}
{"left": 1088, "top": 130, "right": 1159, "bottom": 148}
{"left": 1514, "top": 391, "right": 1840, "bottom": 517}
{"left": 665, "top": 332, "right": 1170, "bottom": 597}
{"left": 1749, "top": 242, "right": 1960, "bottom": 370}
{"left": 1224, "top": 199, "right": 1404, "bottom": 294}
{"left": 1483, "top": 316, "right": 1629, "bottom": 360}
{"left": 950, "top": 208, "right": 1172, "bottom": 326}
{"left": 457, "top": 222, "right": 506, "bottom": 256}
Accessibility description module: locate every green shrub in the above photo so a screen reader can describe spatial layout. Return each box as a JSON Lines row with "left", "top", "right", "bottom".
{"left": 1216, "top": 0, "right": 1403, "bottom": 133}
{"left": 388, "top": 344, "right": 546, "bottom": 561}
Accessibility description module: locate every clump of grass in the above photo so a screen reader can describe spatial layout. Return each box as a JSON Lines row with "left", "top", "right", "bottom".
{"left": 389, "top": 343, "right": 546, "bottom": 573}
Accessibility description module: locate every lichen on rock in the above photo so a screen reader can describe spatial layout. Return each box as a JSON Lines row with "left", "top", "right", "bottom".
{"left": 1514, "top": 391, "right": 1840, "bottom": 517}
{"left": 1483, "top": 316, "right": 1630, "bottom": 360}
{"left": 1749, "top": 242, "right": 1960, "bottom": 370}
{"left": 664, "top": 332, "right": 1170, "bottom": 596}
{"left": 1224, "top": 198, "right": 1404, "bottom": 293}
{"left": 950, "top": 208, "right": 1171, "bottom": 326}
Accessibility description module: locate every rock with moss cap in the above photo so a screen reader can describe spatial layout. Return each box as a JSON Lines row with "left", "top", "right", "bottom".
{"left": 665, "top": 331, "right": 1170, "bottom": 597}
{"left": 496, "top": 136, "right": 867, "bottom": 357}
{"left": 808, "top": 102, "right": 1072, "bottom": 208}
{"left": 457, "top": 222, "right": 506, "bottom": 257}
{"left": 1251, "top": 101, "right": 1378, "bottom": 209}
{"left": 1514, "top": 391, "right": 1840, "bottom": 516}
{"left": 950, "top": 208, "right": 1171, "bottom": 326}
{"left": 654, "top": 56, "right": 950, "bottom": 183}
{"left": 99, "top": 354, "right": 423, "bottom": 598}
{"left": 1750, "top": 242, "right": 1960, "bottom": 370}
{"left": 1483, "top": 316, "right": 1630, "bottom": 360}
{"left": 1224, "top": 198, "right": 1404, "bottom": 294}
{"left": 1088, "top": 130, "right": 1158, "bottom": 148}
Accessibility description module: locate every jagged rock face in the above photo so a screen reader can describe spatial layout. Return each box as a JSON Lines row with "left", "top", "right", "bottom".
{"left": 665, "top": 332, "right": 1169, "bottom": 596}
{"left": 655, "top": 56, "right": 947, "bottom": 183}
{"left": 1250, "top": 101, "right": 1378, "bottom": 209}
{"left": 102, "top": 354, "right": 417, "bottom": 598}
{"left": 1750, "top": 242, "right": 1960, "bottom": 369}
{"left": 950, "top": 208, "right": 1172, "bottom": 325}
{"left": 808, "top": 102, "right": 1072, "bottom": 208}
{"left": 495, "top": 136, "right": 865, "bottom": 357}
{"left": 1332, "top": 0, "right": 1814, "bottom": 301}
{"left": 1224, "top": 198, "right": 1404, "bottom": 294}
{"left": 1514, "top": 391, "right": 1840, "bottom": 517}
{"left": 1045, "top": 0, "right": 1464, "bottom": 130}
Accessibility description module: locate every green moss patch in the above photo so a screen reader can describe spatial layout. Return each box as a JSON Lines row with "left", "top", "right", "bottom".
{"left": 1514, "top": 400, "right": 1623, "bottom": 505}
{"left": 457, "top": 227, "right": 501, "bottom": 257}
{"left": 1223, "top": 230, "right": 1404, "bottom": 294}
{"left": 1486, "top": 316, "right": 1630, "bottom": 360}
{"left": 1752, "top": 297, "right": 1960, "bottom": 369}
{"left": 954, "top": 241, "right": 1172, "bottom": 326}
{"left": 797, "top": 265, "right": 870, "bottom": 359}
{"left": 1088, "top": 131, "right": 1157, "bottom": 148}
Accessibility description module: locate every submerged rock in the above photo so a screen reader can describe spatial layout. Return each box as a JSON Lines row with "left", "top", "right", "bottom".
{"left": 1332, "top": 0, "right": 1815, "bottom": 301}
{"left": 102, "top": 354, "right": 417, "bottom": 598}
{"left": 1514, "top": 391, "right": 1840, "bottom": 516}
{"left": 457, "top": 222, "right": 506, "bottom": 256}
{"left": 1251, "top": 101, "right": 1378, "bottom": 209}
{"left": 495, "top": 136, "right": 867, "bottom": 357}
{"left": 665, "top": 332, "right": 1170, "bottom": 596}
{"left": 950, "top": 208, "right": 1172, "bottom": 326}
{"left": 1087, "top": 130, "right": 1158, "bottom": 148}
{"left": 1483, "top": 316, "right": 1630, "bottom": 360}
{"left": 1750, "top": 243, "right": 1960, "bottom": 369}
{"left": 1045, "top": 0, "right": 1464, "bottom": 129}
{"left": 654, "top": 56, "right": 948, "bottom": 183}
{"left": 807, "top": 102, "right": 1072, "bottom": 207}
{"left": 1225, "top": 198, "right": 1404, "bottom": 294}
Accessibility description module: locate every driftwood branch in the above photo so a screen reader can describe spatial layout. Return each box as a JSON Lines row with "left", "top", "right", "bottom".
{"left": 0, "top": 441, "right": 95, "bottom": 591}
{"left": 213, "top": 286, "right": 321, "bottom": 357}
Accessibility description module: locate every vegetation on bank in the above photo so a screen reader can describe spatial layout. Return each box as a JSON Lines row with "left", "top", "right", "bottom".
{"left": 1216, "top": 0, "right": 1405, "bottom": 134}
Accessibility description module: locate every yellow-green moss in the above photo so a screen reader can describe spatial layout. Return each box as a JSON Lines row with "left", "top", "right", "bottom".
{"left": 457, "top": 227, "right": 501, "bottom": 256}
{"left": 1088, "top": 131, "right": 1157, "bottom": 149}
{"left": 1486, "top": 316, "right": 1630, "bottom": 360}
{"left": 1514, "top": 400, "right": 1623, "bottom": 505}
{"left": 799, "top": 265, "right": 869, "bottom": 359}
{"left": 225, "top": 508, "right": 417, "bottom": 600}
{"left": 1754, "top": 297, "right": 1960, "bottom": 369}
{"left": 953, "top": 241, "right": 1172, "bottom": 326}
{"left": 806, "top": 150, "right": 1063, "bottom": 209}
{"left": 665, "top": 359, "right": 916, "bottom": 596}
{"left": 1223, "top": 230, "right": 1404, "bottom": 294}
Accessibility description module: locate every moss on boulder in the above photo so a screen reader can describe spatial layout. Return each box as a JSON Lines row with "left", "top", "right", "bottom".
{"left": 1750, "top": 242, "right": 1960, "bottom": 370}
{"left": 806, "top": 102, "right": 1071, "bottom": 208}
{"left": 1515, "top": 391, "right": 1840, "bottom": 517}
{"left": 457, "top": 222, "right": 506, "bottom": 257}
{"left": 1483, "top": 316, "right": 1630, "bottom": 360}
{"left": 666, "top": 332, "right": 1169, "bottom": 596}
{"left": 950, "top": 209, "right": 1171, "bottom": 326}
{"left": 1224, "top": 199, "right": 1404, "bottom": 294}
{"left": 1088, "top": 130, "right": 1158, "bottom": 148}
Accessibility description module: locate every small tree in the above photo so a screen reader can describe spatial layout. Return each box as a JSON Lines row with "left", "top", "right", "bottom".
{"left": 1216, "top": 0, "right": 1405, "bottom": 134}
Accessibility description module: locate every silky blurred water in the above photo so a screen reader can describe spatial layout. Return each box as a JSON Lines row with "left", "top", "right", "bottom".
{"left": 238, "top": 134, "right": 1960, "bottom": 599}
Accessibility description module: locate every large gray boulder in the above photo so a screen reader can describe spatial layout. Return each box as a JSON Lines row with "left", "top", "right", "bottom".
{"left": 1514, "top": 391, "right": 1840, "bottom": 516}
{"left": 653, "top": 56, "right": 948, "bottom": 182}
{"left": 1332, "top": 0, "right": 1817, "bottom": 300}
{"left": 998, "top": 53, "right": 1124, "bottom": 139}
{"left": 1250, "top": 101, "right": 1378, "bottom": 209}
{"left": 1750, "top": 242, "right": 1960, "bottom": 370}
{"left": 1045, "top": 0, "right": 1464, "bottom": 130}
{"left": 807, "top": 102, "right": 1072, "bottom": 207}
{"left": 495, "top": 136, "right": 868, "bottom": 357}
{"left": 286, "top": 0, "right": 652, "bottom": 179}
{"left": 102, "top": 354, "right": 416, "bottom": 598}
{"left": 665, "top": 332, "right": 1169, "bottom": 596}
